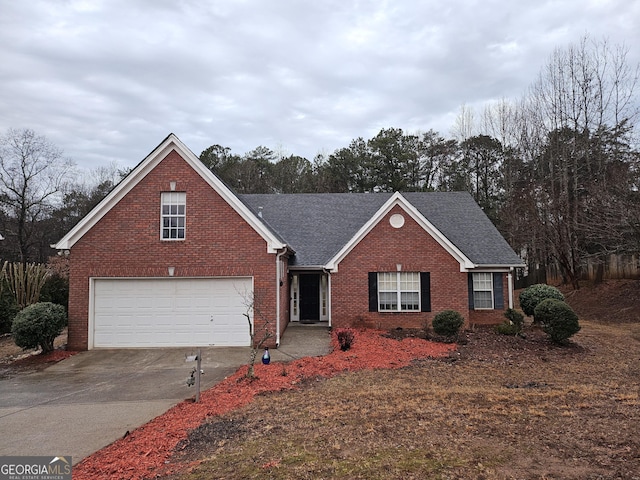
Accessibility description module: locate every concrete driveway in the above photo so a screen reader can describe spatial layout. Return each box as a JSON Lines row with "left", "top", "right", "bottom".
{"left": 0, "top": 324, "right": 330, "bottom": 464}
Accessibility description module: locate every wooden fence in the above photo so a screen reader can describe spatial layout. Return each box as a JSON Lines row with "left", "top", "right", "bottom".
{"left": 516, "top": 254, "right": 640, "bottom": 288}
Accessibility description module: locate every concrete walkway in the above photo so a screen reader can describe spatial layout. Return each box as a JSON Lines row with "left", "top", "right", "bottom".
{"left": 0, "top": 323, "right": 330, "bottom": 464}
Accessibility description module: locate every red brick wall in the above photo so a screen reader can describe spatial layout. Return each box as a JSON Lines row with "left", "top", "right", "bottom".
{"left": 331, "top": 205, "right": 470, "bottom": 330}
{"left": 67, "top": 150, "right": 278, "bottom": 350}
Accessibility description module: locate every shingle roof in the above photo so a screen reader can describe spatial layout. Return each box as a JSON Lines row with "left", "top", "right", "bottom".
{"left": 402, "top": 192, "right": 523, "bottom": 266}
{"left": 239, "top": 192, "right": 523, "bottom": 268}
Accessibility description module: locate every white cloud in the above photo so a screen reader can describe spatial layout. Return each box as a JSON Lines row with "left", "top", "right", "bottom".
{"left": 0, "top": 0, "right": 638, "bottom": 173}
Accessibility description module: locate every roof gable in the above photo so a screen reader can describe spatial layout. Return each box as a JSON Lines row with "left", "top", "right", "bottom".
{"left": 54, "top": 134, "right": 285, "bottom": 253}
{"left": 324, "top": 192, "right": 473, "bottom": 272}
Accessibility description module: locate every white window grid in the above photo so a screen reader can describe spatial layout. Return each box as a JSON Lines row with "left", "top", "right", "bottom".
{"left": 161, "top": 192, "right": 186, "bottom": 240}
{"left": 291, "top": 275, "right": 298, "bottom": 317}
{"left": 378, "top": 272, "right": 420, "bottom": 312}
{"left": 473, "top": 272, "right": 493, "bottom": 309}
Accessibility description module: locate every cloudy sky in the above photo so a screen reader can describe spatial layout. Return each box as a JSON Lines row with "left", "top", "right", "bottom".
{"left": 1, "top": 0, "right": 639, "bottom": 174}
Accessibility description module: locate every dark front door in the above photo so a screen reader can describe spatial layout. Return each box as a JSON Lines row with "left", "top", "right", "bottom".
{"left": 299, "top": 274, "right": 320, "bottom": 322}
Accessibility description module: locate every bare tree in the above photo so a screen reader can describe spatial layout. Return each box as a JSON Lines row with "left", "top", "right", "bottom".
{"left": 451, "top": 103, "right": 476, "bottom": 142}
{"left": 241, "top": 290, "right": 273, "bottom": 380}
{"left": 481, "top": 98, "right": 522, "bottom": 149}
{"left": 0, "top": 128, "right": 74, "bottom": 263}
{"left": 517, "top": 36, "right": 639, "bottom": 288}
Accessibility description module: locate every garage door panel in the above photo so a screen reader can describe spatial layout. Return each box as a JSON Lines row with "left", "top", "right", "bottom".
{"left": 93, "top": 278, "right": 252, "bottom": 348}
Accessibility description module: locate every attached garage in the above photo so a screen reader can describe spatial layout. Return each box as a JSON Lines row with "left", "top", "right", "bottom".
{"left": 91, "top": 277, "right": 252, "bottom": 348}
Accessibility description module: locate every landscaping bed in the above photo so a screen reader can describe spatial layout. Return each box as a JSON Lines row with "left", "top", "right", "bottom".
{"left": 72, "top": 330, "right": 456, "bottom": 480}
{"left": 161, "top": 321, "right": 639, "bottom": 480}
{"left": 0, "top": 329, "right": 74, "bottom": 378}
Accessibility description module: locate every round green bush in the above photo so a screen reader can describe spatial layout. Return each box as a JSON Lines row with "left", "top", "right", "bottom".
{"left": 432, "top": 310, "right": 464, "bottom": 337}
{"left": 504, "top": 308, "right": 525, "bottom": 332}
{"left": 534, "top": 298, "right": 581, "bottom": 344}
{"left": 519, "top": 284, "right": 564, "bottom": 318}
{"left": 495, "top": 321, "right": 519, "bottom": 335}
{"left": 11, "top": 302, "right": 67, "bottom": 353}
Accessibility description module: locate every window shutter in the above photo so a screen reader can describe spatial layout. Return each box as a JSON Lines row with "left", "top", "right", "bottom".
{"left": 420, "top": 272, "right": 431, "bottom": 312}
{"left": 493, "top": 273, "right": 504, "bottom": 309}
{"left": 368, "top": 272, "right": 378, "bottom": 312}
{"left": 467, "top": 273, "right": 474, "bottom": 310}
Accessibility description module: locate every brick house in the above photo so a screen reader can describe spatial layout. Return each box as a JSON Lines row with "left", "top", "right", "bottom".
{"left": 55, "top": 134, "right": 524, "bottom": 350}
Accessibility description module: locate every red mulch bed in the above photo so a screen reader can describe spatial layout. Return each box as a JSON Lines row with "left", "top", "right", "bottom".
{"left": 10, "top": 349, "right": 77, "bottom": 367}
{"left": 72, "top": 329, "right": 456, "bottom": 480}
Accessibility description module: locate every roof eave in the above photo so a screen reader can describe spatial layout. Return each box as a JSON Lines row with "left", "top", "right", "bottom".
{"left": 288, "top": 265, "right": 327, "bottom": 271}
{"left": 464, "top": 263, "right": 526, "bottom": 271}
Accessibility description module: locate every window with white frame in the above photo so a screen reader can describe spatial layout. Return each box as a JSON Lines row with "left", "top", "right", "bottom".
{"left": 378, "top": 272, "right": 420, "bottom": 311}
{"left": 291, "top": 275, "right": 299, "bottom": 319}
{"left": 161, "top": 192, "right": 186, "bottom": 240}
{"left": 320, "top": 275, "right": 328, "bottom": 319}
{"left": 472, "top": 272, "right": 493, "bottom": 309}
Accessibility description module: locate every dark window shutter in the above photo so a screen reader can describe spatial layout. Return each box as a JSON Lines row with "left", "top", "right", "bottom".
{"left": 493, "top": 273, "right": 504, "bottom": 309}
{"left": 467, "top": 273, "right": 474, "bottom": 310}
{"left": 368, "top": 272, "right": 378, "bottom": 312}
{"left": 420, "top": 272, "right": 431, "bottom": 312}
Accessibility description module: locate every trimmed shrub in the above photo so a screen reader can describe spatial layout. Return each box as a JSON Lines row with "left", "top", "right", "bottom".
{"left": 504, "top": 308, "right": 525, "bottom": 331}
{"left": 519, "top": 284, "right": 564, "bottom": 319}
{"left": 534, "top": 299, "right": 581, "bottom": 344}
{"left": 495, "top": 322, "right": 519, "bottom": 335}
{"left": 336, "top": 329, "right": 355, "bottom": 351}
{"left": 496, "top": 308, "right": 526, "bottom": 336}
{"left": 0, "top": 287, "right": 19, "bottom": 334}
{"left": 432, "top": 310, "right": 464, "bottom": 337}
{"left": 11, "top": 302, "right": 67, "bottom": 353}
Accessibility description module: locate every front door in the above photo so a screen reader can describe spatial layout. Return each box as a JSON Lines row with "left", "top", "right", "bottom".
{"left": 299, "top": 274, "right": 320, "bottom": 323}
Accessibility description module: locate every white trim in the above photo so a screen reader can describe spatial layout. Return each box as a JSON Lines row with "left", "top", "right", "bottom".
{"left": 160, "top": 191, "right": 186, "bottom": 241}
{"left": 377, "top": 271, "right": 421, "bottom": 312}
{"left": 508, "top": 270, "right": 514, "bottom": 309}
{"left": 325, "top": 192, "right": 474, "bottom": 272}
{"left": 290, "top": 274, "right": 300, "bottom": 322}
{"left": 288, "top": 272, "right": 330, "bottom": 322}
{"left": 463, "top": 264, "right": 524, "bottom": 271}
{"left": 320, "top": 274, "right": 329, "bottom": 321}
{"left": 88, "top": 277, "right": 95, "bottom": 350}
{"left": 54, "top": 134, "right": 286, "bottom": 253}
{"left": 327, "top": 272, "right": 332, "bottom": 327}
{"left": 471, "top": 272, "right": 494, "bottom": 310}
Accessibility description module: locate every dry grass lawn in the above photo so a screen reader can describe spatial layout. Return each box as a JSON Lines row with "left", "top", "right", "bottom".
{"left": 167, "top": 317, "right": 640, "bottom": 480}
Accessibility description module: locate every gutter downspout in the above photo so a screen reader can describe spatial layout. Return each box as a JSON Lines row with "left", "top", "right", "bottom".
{"left": 508, "top": 268, "right": 514, "bottom": 309}
{"left": 276, "top": 249, "right": 286, "bottom": 347}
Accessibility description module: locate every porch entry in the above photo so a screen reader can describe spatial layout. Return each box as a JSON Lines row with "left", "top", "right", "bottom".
{"left": 290, "top": 272, "right": 329, "bottom": 323}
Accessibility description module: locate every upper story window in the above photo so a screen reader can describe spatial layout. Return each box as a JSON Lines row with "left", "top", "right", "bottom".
{"left": 161, "top": 192, "right": 186, "bottom": 240}
{"left": 472, "top": 272, "right": 493, "bottom": 309}
{"left": 378, "top": 271, "right": 421, "bottom": 312}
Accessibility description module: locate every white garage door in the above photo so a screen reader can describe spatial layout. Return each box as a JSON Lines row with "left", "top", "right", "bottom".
{"left": 92, "top": 277, "right": 252, "bottom": 348}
